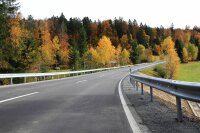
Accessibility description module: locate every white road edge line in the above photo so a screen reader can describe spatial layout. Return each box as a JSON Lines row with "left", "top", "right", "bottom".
{"left": 118, "top": 76, "right": 142, "bottom": 133}
{"left": 76, "top": 80, "right": 87, "bottom": 84}
{"left": 0, "top": 92, "right": 39, "bottom": 104}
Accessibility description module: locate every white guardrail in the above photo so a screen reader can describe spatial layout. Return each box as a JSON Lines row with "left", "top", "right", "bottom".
{"left": 0, "top": 66, "right": 131, "bottom": 85}
{"left": 130, "top": 61, "right": 200, "bottom": 122}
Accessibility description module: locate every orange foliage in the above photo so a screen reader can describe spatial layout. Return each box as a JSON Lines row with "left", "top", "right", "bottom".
{"left": 10, "top": 14, "right": 23, "bottom": 48}
{"left": 40, "top": 21, "right": 56, "bottom": 65}
{"left": 59, "top": 34, "right": 69, "bottom": 65}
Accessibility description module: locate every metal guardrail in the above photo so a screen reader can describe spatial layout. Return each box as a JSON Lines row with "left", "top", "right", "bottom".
{"left": 130, "top": 61, "right": 200, "bottom": 122}
{"left": 0, "top": 66, "right": 131, "bottom": 85}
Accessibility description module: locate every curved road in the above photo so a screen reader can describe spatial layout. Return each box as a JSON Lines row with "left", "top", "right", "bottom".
{"left": 0, "top": 68, "right": 133, "bottom": 133}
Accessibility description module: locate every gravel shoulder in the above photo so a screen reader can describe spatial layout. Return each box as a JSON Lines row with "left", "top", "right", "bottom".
{"left": 122, "top": 76, "right": 200, "bottom": 133}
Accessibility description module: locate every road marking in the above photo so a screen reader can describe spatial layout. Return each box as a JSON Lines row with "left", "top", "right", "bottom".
{"left": 118, "top": 76, "right": 142, "bottom": 133}
{"left": 76, "top": 80, "right": 87, "bottom": 84}
{"left": 99, "top": 75, "right": 104, "bottom": 78}
{"left": 0, "top": 92, "right": 39, "bottom": 104}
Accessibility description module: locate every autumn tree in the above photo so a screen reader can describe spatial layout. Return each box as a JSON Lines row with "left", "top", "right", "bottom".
{"left": 101, "top": 20, "right": 112, "bottom": 37}
{"left": 115, "top": 45, "right": 122, "bottom": 65}
{"left": 40, "top": 21, "right": 56, "bottom": 66}
{"left": 121, "top": 49, "right": 130, "bottom": 65}
{"left": 87, "top": 47, "right": 98, "bottom": 68}
{"left": 137, "top": 44, "right": 146, "bottom": 62}
{"left": 188, "top": 43, "right": 198, "bottom": 61}
{"left": 59, "top": 34, "right": 69, "bottom": 66}
{"left": 182, "top": 47, "right": 188, "bottom": 63}
{"left": 9, "top": 14, "right": 39, "bottom": 72}
{"left": 89, "top": 22, "right": 98, "bottom": 47}
{"left": 120, "top": 34, "right": 129, "bottom": 49}
{"left": 95, "top": 36, "right": 116, "bottom": 66}
{"left": 53, "top": 36, "right": 61, "bottom": 67}
{"left": 162, "top": 37, "right": 180, "bottom": 79}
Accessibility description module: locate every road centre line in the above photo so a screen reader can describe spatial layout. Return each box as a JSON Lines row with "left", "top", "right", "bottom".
{"left": 0, "top": 92, "right": 39, "bottom": 104}
{"left": 99, "top": 75, "right": 104, "bottom": 78}
{"left": 76, "top": 80, "right": 87, "bottom": 84}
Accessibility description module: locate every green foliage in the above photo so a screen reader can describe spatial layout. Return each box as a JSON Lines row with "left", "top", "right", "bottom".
{"left": 175, "top": 39, "right": 184, "bottom": 62}
{"left": 0, "top": 0, "right": 19, "bottom": 72}
{"left": 69, "top": 39, "right": 81, "bottom": 70}
{"left": 130, "top": 40, "right": 140, "bottom": 64}
{"left": 136, "top": 28, "right": 149, "bottom": 48}
{"left": 153, "top": 65, "right": 166, "bottom": 78}
{"left": 79, "top": 26, "right": 88, "bottom": 57}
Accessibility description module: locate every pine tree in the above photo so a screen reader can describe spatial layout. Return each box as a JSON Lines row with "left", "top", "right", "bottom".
{"left": 130, "top": 40, "right": 140, "bottom": 64}
{"left": 0, "top": 0, "right": 19, "bottom": 72}
{"left": 69, "top": 39, "right": 80, "bottom": 70}
{"left": 175, "top": 39, "right": 184, "bottom": 62}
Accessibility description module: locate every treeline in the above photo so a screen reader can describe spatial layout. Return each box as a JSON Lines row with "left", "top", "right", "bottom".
{"left": 0, "top": 0, "right": 200, "bottom": 73}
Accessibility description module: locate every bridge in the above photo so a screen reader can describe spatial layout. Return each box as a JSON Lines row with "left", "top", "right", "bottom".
{"left": 0, "top": 62, "right": 199, "bottom": 133}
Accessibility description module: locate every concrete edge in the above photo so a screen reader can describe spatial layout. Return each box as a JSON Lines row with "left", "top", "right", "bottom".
{"left": 119, "top": 75, "right": 151, "bottom": 133}
{"left": 118, "top": 75, "right": 142, "bottom": 133}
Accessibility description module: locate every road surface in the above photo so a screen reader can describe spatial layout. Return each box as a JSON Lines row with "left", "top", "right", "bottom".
{"left": 0, "top": 68, "right": 133, "bottom": 133}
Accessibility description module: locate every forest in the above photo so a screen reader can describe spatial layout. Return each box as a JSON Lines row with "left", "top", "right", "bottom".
{"left": 0, "top": 0, "right": 200, "bottom": 74}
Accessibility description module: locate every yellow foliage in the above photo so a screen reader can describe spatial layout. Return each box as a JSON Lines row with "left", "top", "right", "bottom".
{"left": 182, "top": 47, "right": 188, "bottom": 63}
{"left": 95, "top": 36, "right": 116, "bottom": 66}
{"left": 10, "top": 14, "right": 23, "bottom": 48}
{"left": 115, "top": 45, "right": 122, "bottom": 64}
{"left": 40, "top": 21, "right": 56, "bottom": 65}
{"left": 162, "top": 37, "right": 180, "bottom": 79}
{"left": 121, "top": 49, "right": 130, "bottom": 65}
{"left": 89, "top": 47, "right": 98, "bottom": 62}
{"left": 53, "top": 36, "right": 60, "bottom": 51}
{"left": 138, "top": 44, "right": 145, "bottom": 55}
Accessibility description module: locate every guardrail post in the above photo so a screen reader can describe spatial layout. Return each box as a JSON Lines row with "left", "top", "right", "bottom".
{"left": 44, "top": 76, "right": 45, "bottom": 80}
{"left": 35, "top": 77, "right": 37, "bottom": 82}
{"left": 176, "top": 96, "right": 183, "bottom": 122}
{"left": 141, "top": 83, "right": 144, "bottom": 95}
{"left": 150, "top": 86, "right": 153, "bottom": 102}
{"left": 52, "top": 76, "right": 53, "bottom": 80}
{"left": 24, "top": 77, "right": 26, "bottom": 83}
{"left": 136, "top": 81, "right": 138, "bottom": 91}
{"left": 11, "top": 78, "right": 13, "bottom": 85}
{"left": 133, "top": 80, "right": 136, "bottom": 89}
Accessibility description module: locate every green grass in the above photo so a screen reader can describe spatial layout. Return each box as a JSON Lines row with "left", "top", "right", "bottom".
{"left": 141, "top": 67, "right": 158, "bottom": 77}
{"left": 48, "top": 69, "right": 70, "bottom": 72}
{"left": 141, "top": 64, "right": 165, "bottom": 78}
{"left": 178, "top": 62, "right": 200, "bottom": 82}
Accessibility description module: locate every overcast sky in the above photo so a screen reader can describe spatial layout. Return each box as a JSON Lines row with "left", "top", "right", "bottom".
{"left": 19, "top": 0, "right": 200, "bottom": 29}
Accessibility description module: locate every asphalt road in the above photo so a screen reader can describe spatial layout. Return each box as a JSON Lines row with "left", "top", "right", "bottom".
{"left": 0, "top": 68, "right": 132, "bottom": 133}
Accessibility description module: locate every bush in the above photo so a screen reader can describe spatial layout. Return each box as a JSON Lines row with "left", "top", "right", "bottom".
{"left": 153, "top": 65, "right": 166, "bottom": 78}
{"left": 40, "top": 65, "right": 50, "bottom": 73}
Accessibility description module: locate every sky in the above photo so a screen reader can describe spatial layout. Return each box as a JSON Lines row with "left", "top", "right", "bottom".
{"left": 19, "top": 0, "right": 200, "bottom": 29}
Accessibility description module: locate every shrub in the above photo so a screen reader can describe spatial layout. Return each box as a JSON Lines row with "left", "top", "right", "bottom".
{"left": 153, "top": 65, "right": 166, "bottom": 78}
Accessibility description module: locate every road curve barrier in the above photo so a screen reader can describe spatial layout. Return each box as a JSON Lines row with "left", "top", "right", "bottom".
{"left": 130, "top": 61, "right": 200, "bottom": 122}
{"left": 0, "top": 65, "right": 132, "bottom": 86}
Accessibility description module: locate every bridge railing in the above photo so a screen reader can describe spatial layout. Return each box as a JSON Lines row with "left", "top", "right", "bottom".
{"left": 130, "top": 61, "right": 200, "bottom": 122}
{"left": 0, "top": 66, "right": 131, "bottom": 85}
